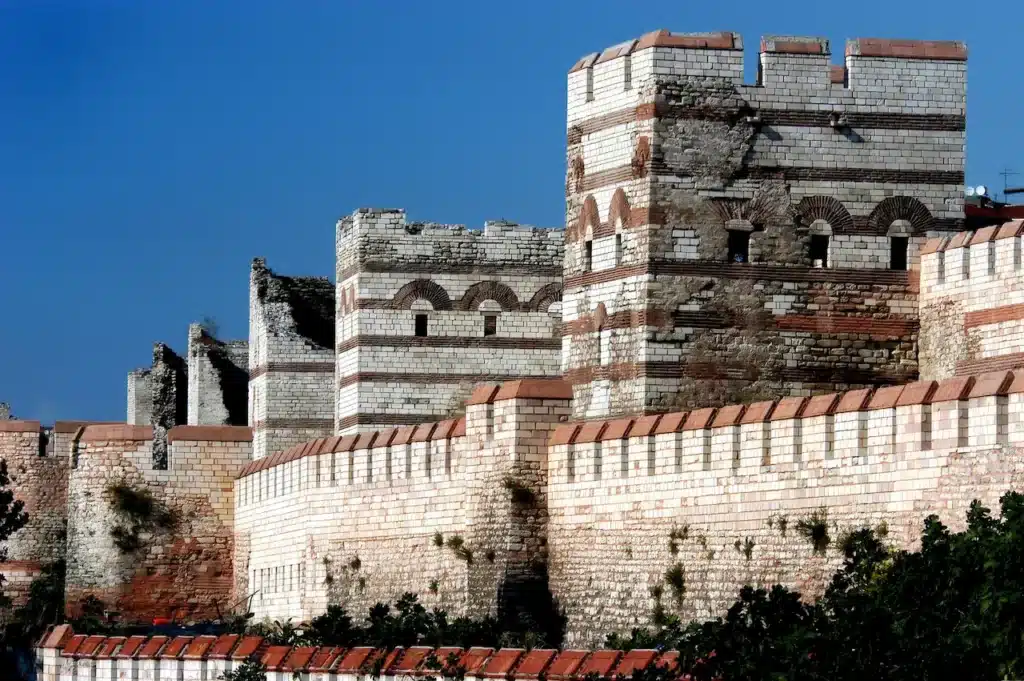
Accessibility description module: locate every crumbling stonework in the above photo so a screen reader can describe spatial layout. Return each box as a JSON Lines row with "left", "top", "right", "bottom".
{"left": 186, "top": 323, "right": 248, "bottom": 427}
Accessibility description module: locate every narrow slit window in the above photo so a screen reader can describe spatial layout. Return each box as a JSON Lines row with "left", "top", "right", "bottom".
{"left": 483, "top": 315, "right": 497, "bottom": 337}
{"left": 727, "top": 230, "right": 750, "bottom": 264}
{"left": 809, "top": 234, "right": 829, "bottom": 267}
{"left": 584, "top": 240, "right": 593, "bottom": 272}
{"left": 414, "top": 314, "right": 428, "bottom": 337}
{"left": 890, "top": 237, "right": 909, "bottom": 271}
{"left": 615, "top": 234, "right": 623, "bottom": 265}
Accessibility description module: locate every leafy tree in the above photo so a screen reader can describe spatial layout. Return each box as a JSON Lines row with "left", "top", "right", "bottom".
{"left": 220, "top": 659, "right": 265, "bottom": 681}
{"left": 0, "top": 459, "right": 29, "bottom": 609}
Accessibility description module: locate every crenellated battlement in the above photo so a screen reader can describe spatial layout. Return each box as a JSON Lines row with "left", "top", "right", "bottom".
{"left": 920, "top": 220, "right": 1024, "bottom": 290}
{"left": 568, "top": 30, "right": 966, "bottom": 121}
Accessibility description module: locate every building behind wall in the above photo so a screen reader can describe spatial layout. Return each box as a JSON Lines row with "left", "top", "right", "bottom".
{"left": 562, "top": 31, "right": 966, "bottom": 420}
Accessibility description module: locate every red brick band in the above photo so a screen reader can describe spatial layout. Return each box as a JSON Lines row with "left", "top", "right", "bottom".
{"left": 964, "top": 303, "right": 1024, "bottom": 329}
{"left": 846, "top": 38, "right": 967, "bottom": 60}
{"left": 248, "top": 363, "right": 335, "bottom": 380}
{"left": 956, "top": 353, "right": 1024, "bottom": 376}
{"left": 166, "top": 426, "right": 253, "bottom": 443}
{"left": 336, "top": 335, "right": 561, "bottom": 354}
{"left": 337, "top": 412, "right": 443, "bottom": 432}
{"left": 563, "top": 361, "right": 910, "bottom": 387}
{"left": 337, "top": 262, "right": 562, "bottom": 283}
{"left": 337, "top": 371, "right": 554, "bottom": 389}
{"left": 251, "top": 419, "right": 334, "bottom": 432}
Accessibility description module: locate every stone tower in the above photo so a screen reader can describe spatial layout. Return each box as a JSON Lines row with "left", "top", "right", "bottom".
{"left": 562, "top": 31, "right": 967, "bottom": 420}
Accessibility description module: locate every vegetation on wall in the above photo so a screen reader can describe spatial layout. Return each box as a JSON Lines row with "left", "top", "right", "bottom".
{"left": 0, "top": 459, "right": 29, "bottom": 609}
{"left": 105, "top": 481, "right": 177, "bottom": 554}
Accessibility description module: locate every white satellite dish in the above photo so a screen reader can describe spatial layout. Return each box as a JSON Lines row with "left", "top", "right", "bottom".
{"left": 966, "top": 187, "right": 976, "bottom": 196}
{"left": 977, "top": 185, "right": 989, "bottom": 197}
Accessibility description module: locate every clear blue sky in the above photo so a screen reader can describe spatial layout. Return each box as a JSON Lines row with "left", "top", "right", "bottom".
{"left": 1, "top": 0, "right": 1021, "bottom": 423}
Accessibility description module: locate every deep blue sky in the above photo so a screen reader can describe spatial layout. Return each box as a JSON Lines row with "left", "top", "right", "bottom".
{"left": 2, "top": 1, "right": 1021, "bottom": 423}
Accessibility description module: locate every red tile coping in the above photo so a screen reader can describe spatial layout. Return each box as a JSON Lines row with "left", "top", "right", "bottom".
{"left": 434, "top": 419, "right": 462, "bottom": 440}
{"left": 334, "top": 646, "right": 376, "bottom": 673}
{"left": 167, "top": 425, "right": 252, "bottom": 442}
{"left": 480, "top": 648, "right": 525, "bottom": 678}
{"left": 770, "top": 397, "right": 807, "bottom": 421}
{"left": 0, "top": 420, "right": 41, "bottom": 433}
{"left": 494, "top": 378, "right": 573, "bottom": 402}
{"left": 53, "top": 420, "right": 120, "bottom": 434}
{"left": 95, "top": 636, "right": 125, "bottom": 658}
{"left": 683, "top": 408, "right": 716, "bottom": 431}
{"left": 411, "top": 423, "right": 437, "bottom": 443}
{"left": 741, "top": 400, "right": 776, "bottom": 424}
{"left": 390, "top": 646, "right": 433, "bottom": 673}
{"left": 655, "top": 412, "right": 688, "bottom": 434}
{"left": 594, "top": 40, "right": 639, "bottom": 66}
{"left": 846, "top": 38, "right": 967, "bottom": 60}
{"left": 968, "top": 226, "right": 999, "bottom": 246}
{"left": 38, "top": 624, "right": 73, "bottom": 649}
{"left": 1007, "top": 370, "right": 1024, "bottom": 395}
{"left": 114, "top": 635, "right": 148, "bottom": 659}
{"left": 867, "top": 385, "right": 905, "bottom": 410}
{"left": 894, "top": 380, "right": 938, "bottom": 406}
{"left": 712, "top": 404, "right": 745, "bottom": 428}
{"left": 760, "top": 36, "right": 829, "bottom": 55}
{"left": 578, "top": 650, "right": 623, "bottom": 676}
{"left": 614, "top": 649, "right": 660, "bottom": 676}
{"left": 514, "top": 648, "right": 558, "bottom": 678}
{"left": 230, "top": 635, "right": 265, "bottom": 660}
{"left": 969, "top": 370, "right": 1015, "bottom": 398}
{"left": 835, "top": 388, "right": 873, "bottom": 413}
{"left": 996, "top": 219, "right": 1024, "bottom": 240}
{"left": 803, "top": 393, "right": 840, "bottom": 418}
{"left": 428, "top": 647, "right": 465, "bottom": 675}
{"left": 635, "top": 29, "right": 742, "bottom": 52}
{"left": 549, "top": 423, "right": 581, "bottom": 446}
{"left": 460, "top": 646, "right": 495, "bottom": 674}
{"left": 546, "top": 649, "right": 590, "bottom": 679}
{"left": 61, "top": 634, "right": 86, "bottom": 657}
{"left": 158, "top": 636, "right": 192, "bottom": 659}
{"left": 931, "top": 376, "right": 976, "bottom": 403}
{"left": 183, "top": 635, "right": 217, "bottom": 660}
{"left": 74, "top": 635, "right": 106, "bottom": 658}
{"left": 281, "top": 646, "right": 318, "bottom": 671}
{"left": 452, "top": 418, "right": 467, "bottom": 438}
{"left": 630, "top": 414, "right": 662, "bottom": 437}
{"left": 206, "top": 634, "right": 240, "bottom": 659}
{"left": 945, "top": 231, "right": 973, "bottom": 250}
{"left": 261, "top": 644, "right": 293, "bottom": 670}
{"left": 919, "top": 236, "right": 946, "bottom": 255}
{"left": 136, "top": 635, "right": 169, "bottom": 659}
{"left": 309, "top": 647, "right": 346, "bottom": 671}
{"left": 600, "top": 418, "right": 634, "bottom": 441}
{"left": 78, "top": 424, "right": 154, "bottom": 442}
{"left": 466, "top": 384, "right": 501, "bottom": 406}
{"left": 655, "top": 651, "right": 680, "bottom": 668}
{"left": 376, "top": 428, "right": 399, "bottom": 448}
{"left": 352, "top": 431, "right": 379, "bottom": 451}
{"left": 575, "top": 421, "right": 608, "bottom": 444}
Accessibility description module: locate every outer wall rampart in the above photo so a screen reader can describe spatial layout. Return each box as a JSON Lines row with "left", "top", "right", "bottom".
{"left": 547, "top": 370, "right": 1024, "bottom": 644}
{"left": 234, "top": 381, "right": 570, "bottom": 623}
{"left": 64, "top": 425, "right": 251, "bottom": 622}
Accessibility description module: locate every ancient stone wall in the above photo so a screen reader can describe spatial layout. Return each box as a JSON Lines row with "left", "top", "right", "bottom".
{"left": 64, "top": 424, "right": 251, "bottom": 622}
{"left": 234, "top": 380, "right": 570, "bottom": 624}
{"left": 0, "top": 420, "right": 69, "bottom": 605}
{"left": 919, "top": 220, "right": 1024, "bottom": 379}
{"left": 564, "top": 31, "right": 966, "bottom": 419}
{"left": 186, "top": 323, "right": 249, "bottom": 426}
{"left": 126, "top": 370, "right": 152, "bottom": 426}
{"left": 249, "top": 258, "right": 335, "bottom": 459}
{"left": 546, "top": 370, "right": 1023, "bottom": 645}
{"left": 335, "top": 209, "right": 564, "bottom": 433}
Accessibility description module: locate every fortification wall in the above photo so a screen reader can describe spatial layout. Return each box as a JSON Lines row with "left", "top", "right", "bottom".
{"left": 919, "top": 221, "right": 1024, "bottom": 379}
{"left": 126, "top": 370, "right": 152, "bottom": 426}
{"left": 37, "top": 626, "right": 673, "bottom": 681}
{"left": 0, "top": 421, "right": 69, "bottom": 605}
{"left": 334, "top": 210, "right": 564, "bottom": 433}
{"left": 249, "top": 259, "right": 335, "bottom": 458}
{"left": 546, "top": 370, "right": 1024, "bottom": 645}
{"left": 564, "top": 32, "right": 965, "bottom": 419}
{"left": 64, "top": 424, "right": 251, "bottom": 622}
{"left": 186, "top": 323, "right": 249, "bottom": 426}
{"left": 234, "top": 380, "right": 570, "bottom": 624}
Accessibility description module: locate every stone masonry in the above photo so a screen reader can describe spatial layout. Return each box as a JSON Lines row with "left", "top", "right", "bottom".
{"left": 563, "top": 32, "right": 966, "bottom": 420}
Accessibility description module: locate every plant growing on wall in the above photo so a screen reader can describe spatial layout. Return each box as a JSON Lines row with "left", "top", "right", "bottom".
{"left": 433, "top": 531, "right": 444, "bottom": 547}
{"left": 106, "top": 481, "right": 177, "bottom": 554}
{"left": 796, "top": 508, "right": 830, "bottom": 555}
{"left": 349, "top": 555, "right": 361, "bottom": 571}
{"left": 664, "top": 563, "right": 686, "bottom": 606}
{"left": 669, "top": 525, "right": 689, "bottom": 555}
{"left": 0, "top": 459, "right": 29, "bottom": 608}
{"left": 734, "top": 537, "right": 755, "bottom": 561}
{"left": 445, "top": 535, "right": 473, "bottom": 563}
{"left": 220, "top": 658, "right": 266, "bottom": 680}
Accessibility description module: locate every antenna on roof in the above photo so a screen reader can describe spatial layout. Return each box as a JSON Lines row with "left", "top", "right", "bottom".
{"left": 1000, "top": 168, "right": 1019, "bottom": 203}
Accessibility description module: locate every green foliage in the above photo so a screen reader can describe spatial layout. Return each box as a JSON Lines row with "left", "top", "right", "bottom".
{"left": 663, "top": 563, "right": 685, "bottom": 605}
{"left": 599, "top": 492, "right": 1024, "bottom": 681}
{"left": 446, "top": 535, "right": 473, "bottom": 563}
{"left": 485, "top": 549, "right": 496, "bottom": 563}
{"left": 734, "top": 537, "right": 755, "bottom": 561}
{"left": 349, "top": 555, "right": 361, "bottom": 571}
{"left": 433, "top": 531, "right": 444, "bottom": 547}
{"left": 106, "top": 481, "right": 177, "bottom": 554}
{"left": 428, "top": 580, "right": 439, "bottom": 594}
{"left": 220, "top": 659, "right": 266, "bottom": 681}
{"left": 2, "top": 560, "right": 66, "bottom": 646}
{"left": 796, "top": 507, "right": 830, "bottom": 555}
{"left": 0, "top": 458, "right": 29, "bottom": 608}
{"left": 668, "top": 524, "right": 689, "bottom": 555}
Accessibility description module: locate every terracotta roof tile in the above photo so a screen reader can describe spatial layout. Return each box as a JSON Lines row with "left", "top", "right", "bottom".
{"left": 452, "top": 418, "right": 467, "bottom": 437}
{"left": 995, "top": 219, "right": 1024, "bottom": 240}
{"left": 137, "top": 636, "right": 169, "bottom": 659}
{"left": 230, "top": 636, "right": 264, "bottom": 660}
{"left": 466, "top": 384, "right": 501, "bottom": 405}
{"left": 946, "top": 230, "right": 972, "bottom": 250}
{"left": 494, "top": 379, "right": 573, "bottom": 402}
{"left": 969, "top": 370, "right": 1014, "bottom": 398}
{"left": 352, "top": 431, "right": 378, "bottom": 450}
{"left": 95, "top": 637, "right": 124, "bottom": 658}
{"left": 546, "top": 650, "right": 590, "bottom": 679}
{"left": 480, "top": 648, "right": 525, "bottom": 678}
{"left": 1007, "top": 370, "right": 1024, "bottom": 394}
{"left": 654, "top": 412, "right": 688, "bottom": 434}
{"left": 514, "top": 649, "right": 557, "bottom": 678}
{"left": 770, "top": 397, "right": 807, "bottom": 421}
{"left": 61, "top": 635, "right": 86, "bottom": 657}
{"left": 931, "top": 376, "right": 975, "bottom": 402}
{"left": 460, "top": 647, "right": 494, "bottom": 674}
{"left": 309, "top": 647, "right": 346, "bottom": 671}
{"left": 894, "top": 380, "right": 938, "bottom": 406}
{"left": 867, "top": 385, "right": 904, "bottom": 410}
{"left": 599, "top": 418, "right": 634, "bottom": 441}
{"left": 711, "top": 404, "right": 745, "bottom": 427}
{"left": 158, "top": 636, "right": 192, "bottom": 659}
{"left": 575, "top": 421, "right": 608, "bottom": 444}
{"left": 682, "top": 408, "right": 716, "bottom": 431}
{"left": 613, "top": 649, "right": 659, "bottom": 676}
{"left": 114, "top": 636, "right": 148, "bottom": 659}
{"left": 630, "top": 415, "right": 662, "bottom": 437}
{"left": 334, "top": 647, "right": 376, "bottom": 673}
{"left": 740, "top": 400, "right": 776, "bottom": 423}
{"left": 261, "top": 645, "right": 293, "bottom": 670}
{"left": 411, "top": 423, "right": 437, "bottom": 443}
{"left": 578, "top": 650, "right": 622, "bottom": 676}
{"left": 432, "top": 420, "right": 459, "bottom": 441}
{"left": 968, "top": 226, "right": 999, "bottom": 245}
{"left": 835, "top": 388, "right": 873, "bottom": 413}
{"left": 549, "top": 424, "right": 581, "bottom": 446}
{"left": 75, "top": 635, "right": 106, "bottom": 657}
{"left": 207, "top": 634, "right": 240, "bottom": 659}
{"left": 282, "top": 646, "right": 318, "bottom": 672}
{"left": 802, "top": 393, "right": 840, "bottom": 418}
{"left": 391, "top": 646, "right": 433, "bottom": 673}
{"left": 183, "top": 635, "right": 217, "bottom": 659}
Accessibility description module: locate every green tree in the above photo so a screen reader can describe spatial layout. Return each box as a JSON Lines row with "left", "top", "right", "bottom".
{"left": 0, "top": 459, "right": 30, "bottom": 609}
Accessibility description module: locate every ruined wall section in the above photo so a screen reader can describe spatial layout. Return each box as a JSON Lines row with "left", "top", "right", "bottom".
{"left": 919, "top": 221, "right": 1024, "bottom": 379}
{"left": 249, "top": 258, "right": 335, "bottom": 459}
{"left": 235, "top": 380, "right": 570, "bottom": 624}
{"left": 0, "top": 420, "right": 69, "bottom": 605}
{"left": 335, "top": 209, "right": 564, "bottom": 433}
{"left": 565, "top": 31, "right": 966, "bottom": 419}
{"left": 64, "top": 424, "right": 251, "bottom": 622}
{"left": 126, "top": 370, "right": 152, "bottom": 426}
{"left": 186, "top": 323, "right": 249, "bottom": 427}
{"left": 547, "top": 371, "right": 1023, "bottom": 645}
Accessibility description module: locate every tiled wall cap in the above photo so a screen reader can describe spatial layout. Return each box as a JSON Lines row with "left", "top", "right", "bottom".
{"left": 53, "top": 420, "right": 120, "bottom": 434}
{"left": 115, "top": 636, "right": 148, "bottom": 659}
{"left": 654, "top": 411, "right": 688, "bottom": 434}
{"left": 480, "top": 648, "right": 525, "bottom": 678}
{"left": 183, "top": 635, "right": 217, "bottom": 659}
{"left": 578, "top": 650, "right": 623, "bottom": 676}
{"left": 206, "top": 634, "right": 241, "bottom": 659}
{"left": 392, "top": 426, "right": 417, "bottom": 446}
{"left": 136, "top": 636, "right": 169, "bottom": 658}
{"left": 568, "top": 52, "right": 599, "bottom": 74}
{"left": 230, "top": 635, "right": 265, "bottom": 660}
{"left": 335, "top": 434, "right": 358, "bottom": 452}
{"left": 95, "top": 637, "right": 125, "bottom": 658}
{"left": 711, "top": 404, "right": 745, "bottom": 428}
{"left": 75, "top": 635, "right": 106, "bottom": 657}
{"left": 37, "top": 624, "right": 73, "bottom": 649}
{"left": 334, "top": 646, "right": 376, "bottom": 673}
{"left": 549, "top": 424, "right": 581, "bottom": 446}
{"left": 995, "top": 219, "right": 1024, "bottom": 240}
{"left": 494, "top": 379, "right": 573, "bottom": 402}
{"left": 593, "top": 39, "right": 639, "bottom": 66}
{"left": 770, "top": 397, "right": 807, "bottom": 421}
{"left": 79, "top": 424, "right": 154, "bottom": 442}
{"left": 545, "top": 649, "right": 590, "bottom": 679}
{"left": 390, "top": 646, "right": 433, "bottom": 673}
{"left": 452, "top": 418, "right": 467, "bottom": 437}
{"left": 513, "top": 649, "right": 558, "bottom": 678}
{"left": 599, "top": 418, "right": 634, "bottom": 441}
{"left": 308, "top": 647, "right": 346, "bottom": 671}
{"left": 282, "top": 646, "right": 318, "bottom": 671}
{"left": 740, "top": 400, "right": 776, "bottom": 424}
{"left": 829, "top": 65, "right": 846, "bottom": 84}
{"left": 894, "top": 380, "right": 938, "bottom": 407}
{"left": 945, "top": 230, "right": 973, "bottom": 250}
{"left": 919, "top": 237, "right": 947, "bottom": 255}
{"left": 803, "top": 393, "right": 840, "bottom": 418}
{"left": 760, "top": 35, "right": 829, "bottom": 55}
{"left": 635, "top": 29, "right": 743, "bottom": 52}
{"left": 968, "top": 226, "right": 999, "bottom": 246}
{"left": 432, "top": 420, "right": 460, "bottom": 441}
{"left": 158, "top": 636, "right": 193, "bottom": 659}
{"left": 835, "top": 388, "right": 873, "bottom": 413}
{"left": 630, "top": 414, "right": 662, "bottom": 437}
{"left": 682, "top": 408, "right": 716, "bottom": 431}
{"left": 931, "top": 376, "right": 976, "bottom": 402}
{"left": 613, "top": 649, "right": 660, "bottom": 676}
{"left": 460, "top": 647, "right": 495, "bottom": 674}
{"left": 1006, "top": 370, "right": 1024, "bottom": 395}
{"left": 867, "top": 385, "right": 904, "bottom": 410}
{"left": 846, "top": 38, "right": 967, "bottom": 60}
{"left": 352, "top": 431, "right": 378, "bottom": 450}
{"left": 0, "top": 420, "right": 42, "bottom": 433}
{"left": 410, "top": 423, "right": 437, "bottom": 443}
{"left": 574, "top": 421, "right": 608, "bottom": 444}
{"left": 167, "top": 425, "right": 253, "bottom": 442}
{"left": 465, "top": 384, "right": 501, "bottom": 406}
{"left": 968, "top": 370, "right": 1015, "bottom": 398}
{"left": 261, "top": 645, "right": 293, "bottom": 670}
